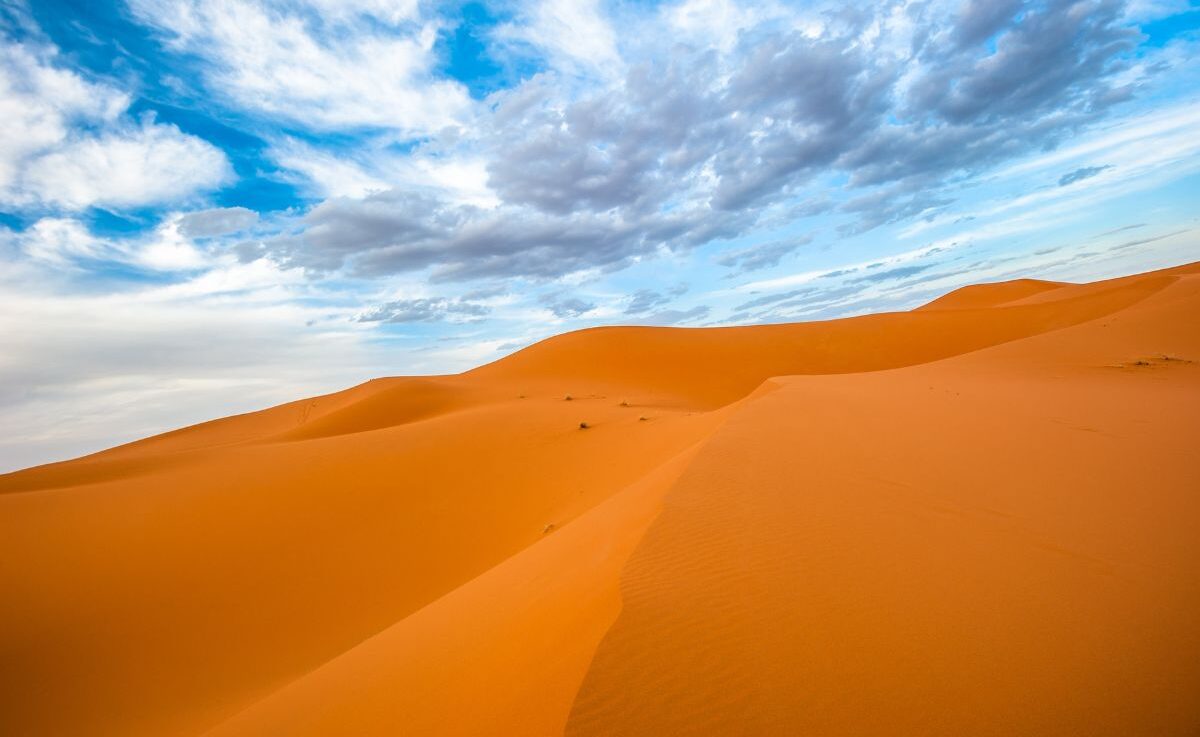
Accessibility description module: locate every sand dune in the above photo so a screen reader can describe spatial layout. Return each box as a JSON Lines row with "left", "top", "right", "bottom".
{"left": 2, "top": 261, "right": 1198, "bottom": 735}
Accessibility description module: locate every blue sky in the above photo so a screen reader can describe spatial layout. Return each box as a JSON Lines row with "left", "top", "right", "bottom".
{"left": 1, "top": 0, "right": 1198, "bottom": 470}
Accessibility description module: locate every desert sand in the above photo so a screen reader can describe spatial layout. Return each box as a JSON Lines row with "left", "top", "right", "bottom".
{"left": 2, "top": 260, "right": 1198, "bottom": 736}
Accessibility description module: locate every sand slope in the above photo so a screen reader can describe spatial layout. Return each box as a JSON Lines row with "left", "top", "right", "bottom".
{"left": 2, "top": 261, "right": 1198, "bottom": 736}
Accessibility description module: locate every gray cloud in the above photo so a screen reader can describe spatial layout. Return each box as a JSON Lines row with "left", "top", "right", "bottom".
{"left": 486, "top": 55, "right": 732, "bottom": 217}
{"left": 625, "top": 283, "right": 688, "bottom": 314}
{"left": 356, "top": 297, "right": 489, "bottom": 324}
{"left": 762, "top": 285, "right": 868, "bottom": 317}
{"left": 821, "top": 267, "right": 859, "bottom": 279}
{"left": 734, "top": 286, "right": 821, "bottom": 312}
{"left": 460, "top": 284, "right": 508, "bottom": 300}
{"left": 717, "top": 236, "right": 813, "bottom": 274}
{"left": 1093, "top": 223, "right": 1145, "bottom": 238}
{"left": 247, "top": 187, "right": 748, "bottom": 281}
{"left": 954, "top": 0, "right": 1025, "bottom": 48}
{"left": 712, "top": 35, "right": 896, "bottom": 211}
{"left": 839, "top": 189, "right": 953, "bottom": 236}
{"left": 906, "top": 0, "right": 1137, "bottom": 126}
{"left": 248, "top": 0, "right": 1145, "bottom": 283}
{"left": 1059, "top": 164, "right": 1114, "bottom": 186}
{"left": 848, "top": 263, "right": 934, "bottom": 284}
{"left": 539, "top": 293, "right": 595, "bottom": 318}
{"left": 1109, "top": 228, "right": 1190, "bottom": 250}
{"left": 178, "top": 206, "right": 258, "bottom": 237}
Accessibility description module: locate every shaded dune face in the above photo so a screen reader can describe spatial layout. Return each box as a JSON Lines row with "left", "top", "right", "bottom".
{"left": 1, "top": 261, "right": 1198, "bottom": 736}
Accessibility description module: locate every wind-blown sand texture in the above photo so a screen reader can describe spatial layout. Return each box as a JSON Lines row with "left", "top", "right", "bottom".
{"left": 2, "top": 261, "right": 1198, "bottom": 736}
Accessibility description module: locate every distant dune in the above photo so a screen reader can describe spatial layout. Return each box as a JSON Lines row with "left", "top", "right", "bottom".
{"left": 2, "top": 260, "right": 1199, "bottom": 736}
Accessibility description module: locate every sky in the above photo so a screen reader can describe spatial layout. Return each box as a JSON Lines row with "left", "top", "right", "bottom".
{"left": 1, "top": 0, "right": 1198, "bottom": 471}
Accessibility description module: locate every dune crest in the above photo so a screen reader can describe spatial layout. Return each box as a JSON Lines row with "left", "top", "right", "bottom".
{"left": 2, "top": 261, "right": 1198, "bottom": 736}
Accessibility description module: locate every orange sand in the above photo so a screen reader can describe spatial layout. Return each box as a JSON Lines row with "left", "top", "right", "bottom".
{"left": 2, "top": 261, "right": 1198, "bottom": 736}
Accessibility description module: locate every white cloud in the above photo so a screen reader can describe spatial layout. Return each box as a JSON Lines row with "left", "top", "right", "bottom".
{"left": 499, "top": 0, "right": 622, "bottom": 76}
{"left": 270, "top": 138, "right": 392, "bottom": 198}
{"left": 134, "top": 219, "right": 210, "bottom": 271}
{"left": 303, "top": 0, "right": 420, "bottom": 25}
{"left": 0, "top": 44, "right": 127, "bottom": 190}
{"left": 13, "top": 216, "right": 213, "bottom": 272}
{"left": 0, "top": 277, "right": 381, "bottom": 472}
{"left": 12, "top": 218, "right": 109, "bottom": 265}
{"left": 128, "top": 0, "right": 471, "bottom": 133}
{"left": 412, "top": 157, "right": 498, "bottom": 208}
{"left": 0, "top": 40, "right": 230, "bottom": 210}
{"left": 270, "top": 137, "right": 498, "bottom": 206}
{"left": 665, "top": 0, "right": 813, "bottom": 53}
{"left": 0, "top": 216, "right": 388, "bottom": 471}
{"left": 21, "top": 121, "right": 230, "bottom": 209}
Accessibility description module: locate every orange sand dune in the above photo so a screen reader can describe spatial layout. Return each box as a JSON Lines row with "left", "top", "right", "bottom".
{"left": 2, "top": 260, "right": 1199, "bottom": 736}
{"left": 915, "top": 276, "right": 1068, "bottom": 310}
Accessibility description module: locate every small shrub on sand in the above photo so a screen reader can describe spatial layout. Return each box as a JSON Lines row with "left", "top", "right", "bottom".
{"left": 564, "top": 394, "right": 573, "bottom": 401}
{"left": 579, "top": 421, "right": 590, "bottom": 429}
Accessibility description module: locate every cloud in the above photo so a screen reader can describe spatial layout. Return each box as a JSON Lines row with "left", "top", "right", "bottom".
{"left": 954, "top": 0, "right": 1025, "bottom": 48}
{"left": 710, "top": 33, "right": 896, "bottom": 211}
{"left": 127, "top": 0, "right": 470, "bottom": 133}
{"left": 246, "top": 185, "right": 746, "bottom": 282}
{"left": 235, "top": 0, "right": 1149, "bottom": 282}
{"left": 269, "top": 139, "right": 392, "bottom": 199}
{"left": 10, "top": 216, "right": 210, "bottom": 272}
{"left": 461, "top": 285, "right": 508, "bottom": 300}
{"left": 767, "top": 285, "right": 865, "bottom": 315}
{"left": 665, "top": 0, "right": 796, "bottom": 53}
{"left": 303, "top": 0, "right": 419, "bottom": 24}
{"left": 839, "top": 188, "right": 953, "bottom": 236}
{"left": 21, "top": 121, "right": 230, "bottom": 209}
{"left": 905, "top": 0, "right": 1138, "bottom": 126}
{"left": 1093, "top": 222, "right": 1146, "bottom": 237}
{"left": 497, "top": 0, "right": 621, "bottom": 75}
{"left": 847, "top": 263, "right": 935, "bottom": 284}
{"left": 717, "top": 237, "right": 812, "bottom": 274}
{"left": 10, "top": 218, "right": 108, "bottom": 265}
{"left": 841, "top": 0, "right": 1140, "bottom": 194}
{"left": 356, "top": 297, "right": 489, "bottom": 323}
{"left": 268, "top": 136, "right": 499, "bottom": 206}
{"left": 481, "top": 60, "right": 729, "bottom": 217}
{"left": 0, "top": 41, "right": 127, "bottom": 189}
{"left": 624, "top": 283, "right": 688, "bottom": 314}
{"left": 734, "top": 286, "right": 819, "bottom": 313}
{"left": 178, "top": 207, "right": 259, "bottom": 238}
{"left": 539, "top": 293, "right": 595, "bottom": 318}
{"left": 0, "top": 40, "right": 230, "bottom": 210}
{"left": 0, "top": 258, "right": 384, "bottom": 471}
{"left": 5, "top": 0, "right": 1197, "bottom": 474}
{"left": 1059, "top": 164, "right": 1115, "bottom": 186}
{"left": 1108, "top": 228, "right": 1191, "bottom": 250}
